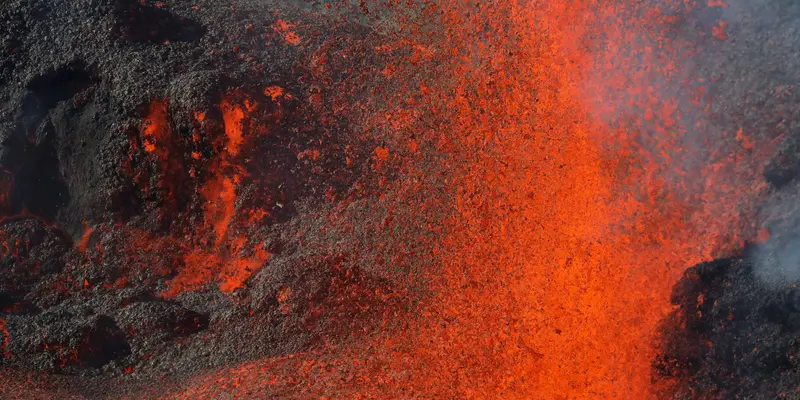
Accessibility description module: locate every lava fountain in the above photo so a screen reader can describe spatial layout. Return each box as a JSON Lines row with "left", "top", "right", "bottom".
{"left": 0, "top": 0, "right": 788, "bottom": 398}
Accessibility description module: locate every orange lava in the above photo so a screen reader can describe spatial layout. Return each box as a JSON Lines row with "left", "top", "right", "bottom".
{"left": 712, "top": 20, "right": 730, "bottom": 41}
{"left": 141, "top": 100, "right": 170, "bottom": 155}
{"left": 263, "top": 86, "right": 285, "bottom": 101}
{"left": 218, "top": 239, "right": 270, "bottom": 293}
{"left": 76, "top": 222, "right": 93, "bottom": 253}
{"left": 0, "top": 318, "right": 8, "bottom": 357}
{"left": 141, "top": 1, "right": 777, "bottom": 398}
{"left": 200, "top": 176, "right": 236, "bottom": 242}
{"left": 220, "top": 100, "right": 246, "bottom": 157}
{"left": 274, "top": 20, "right": 301, "bottom": 45}
{"left": 155, "top": 92, "right": 273, "bottom": 298}
{"left": 403, "top": 2, "right": 769, "bottom": 397}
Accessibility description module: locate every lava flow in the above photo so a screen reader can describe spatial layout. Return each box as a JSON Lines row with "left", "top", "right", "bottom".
{"left": 160, "top": 0, "right": 777, "bottom": 398}
{"left": 0, "top": 0, "right": 795, "bottom": 398}
{"left": 127, "top": 94, "right": 272, "bottom": 297}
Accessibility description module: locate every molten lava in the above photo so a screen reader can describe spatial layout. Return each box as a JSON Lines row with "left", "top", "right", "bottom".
{"left": 162, "top": 1, "right": 776, "bottom": 398}
{"left": 76, "top": 222, "right": 93, "bottom": 253}
{"left": 0, "top": 0, "right": 787, "bottom": 398}
{"left": 150, "top": 93, "right": 275, "bottom": 298}
{"left": 0, "top": 319, "right": 8, "bottom": 357}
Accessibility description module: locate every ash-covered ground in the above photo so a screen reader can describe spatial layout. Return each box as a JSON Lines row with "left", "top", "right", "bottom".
{"left": 0, "top": 0, "right": 436, "bottom": 397}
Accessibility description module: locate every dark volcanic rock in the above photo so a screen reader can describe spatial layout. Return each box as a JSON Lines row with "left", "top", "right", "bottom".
{"left": 5, "top": 306, "right": 130, "bottom": 374}
{"left": 0, "top": 217, "right": 69, "bottom": 306}
{"left": 114, "top": 300, "right": 208, "bottom": 339}
{"left": 0, "top": 0, "right": 395, "bottom": 387}
{"left": 113, "top": 0, "right": 206, "bottom": 44}
{"left": 658, "top": 257, "right": 800, "bottom": 399}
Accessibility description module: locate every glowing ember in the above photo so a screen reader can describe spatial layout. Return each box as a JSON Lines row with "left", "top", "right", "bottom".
{"left": 273, "top": 20, "right": 301, "bottom": 45}
{"left": 263, "top": 86, "right": 285, "bottom": 101}
{"left": 200, "top": 176, "right": 236, "bottom": 242}
{"left": 158, "top": 93, "right": 273, "bottom": 297}
{"left": 76, "top": 222, "right": 93, "bottom": 253}
{"left": 141, "top": 100, "right": 170, "bottom": 155}
{"left": 0, "top": 318, "right": 8, "bottom": 357}
{"left": 219, "top": 100, "right": 246, "bottom": 157}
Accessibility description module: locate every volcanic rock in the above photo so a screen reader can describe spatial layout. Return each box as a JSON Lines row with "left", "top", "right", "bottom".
{"left": 659, "top": 257, "right": 800, "bottom": 398}
{"left": 4, "top": 305, "right": 130, "bottom": 374}
{"left": 0, "top": 0, "right": 395, "bottom": 387}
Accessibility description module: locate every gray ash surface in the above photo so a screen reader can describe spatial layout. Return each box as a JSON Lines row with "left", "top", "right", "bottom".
{"left": 0, "top": 0, "right": 413, "bottom": 397}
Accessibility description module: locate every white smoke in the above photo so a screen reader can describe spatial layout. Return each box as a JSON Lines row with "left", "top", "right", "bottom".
{"left": 754, "top": 182, "right": 800, "bottom": 285}
{"left": 725, "top": 0, "right": 800, "bottom": 287}
{"left": 580, "top": 0, "right": 800, "bottom": 286}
